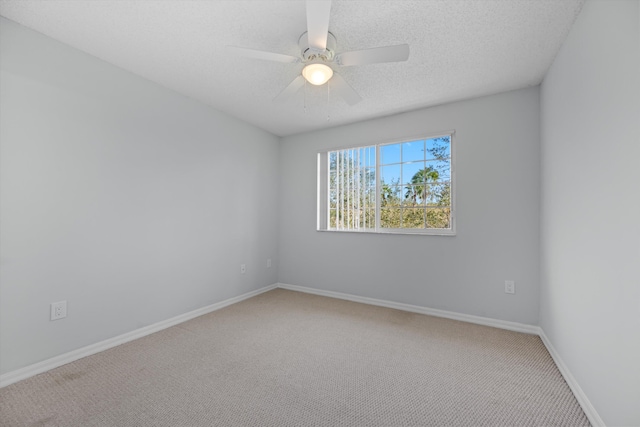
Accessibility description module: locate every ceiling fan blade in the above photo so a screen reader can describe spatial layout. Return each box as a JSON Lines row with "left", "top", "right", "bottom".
{"left": 306, "top": 1, "right": 332, "bottom": 52}
{"left": 227, "top": 46, "right": 300, "bottom": 63}
{"left": 330, "top": 73, "right": 362, "bottom": 106}
{"left": 336, "top": 44, "right": 410, "bottom": 66}
{"left": 274, "top": 75, "right": 306, "bottom": 103}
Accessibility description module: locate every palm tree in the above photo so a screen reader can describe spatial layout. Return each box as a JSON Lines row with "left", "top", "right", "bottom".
{"left": 405, "top": 166, "right": 439, "bottom": 204}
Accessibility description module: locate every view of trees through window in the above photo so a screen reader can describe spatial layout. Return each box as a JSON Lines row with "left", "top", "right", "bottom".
{"left": 327, "top": 135, "right": 452, "bottom": 232}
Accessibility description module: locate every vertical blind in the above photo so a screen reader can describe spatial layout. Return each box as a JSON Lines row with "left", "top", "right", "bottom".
{"left": 329, "top": 145, "right": 376, "bottom": 230}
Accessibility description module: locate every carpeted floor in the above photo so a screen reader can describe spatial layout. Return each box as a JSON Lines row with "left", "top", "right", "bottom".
{"left": 0, "top": 289, "right": 589, "bottom": 426}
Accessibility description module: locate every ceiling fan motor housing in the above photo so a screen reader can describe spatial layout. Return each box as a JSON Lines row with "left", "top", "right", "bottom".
{"left": 299, "top": 31, "right": 337, "bottom": 62}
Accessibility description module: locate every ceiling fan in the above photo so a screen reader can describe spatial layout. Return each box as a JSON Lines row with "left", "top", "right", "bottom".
{"left": 227, "top": 0, "right": 410, "bottom": 106}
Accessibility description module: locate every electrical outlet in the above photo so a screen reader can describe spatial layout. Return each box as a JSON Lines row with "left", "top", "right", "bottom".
{"left": 240, "top": 264, "right": 246, "bottom": 274}
{"left": 505, "top": 280, "right": 516, "bottom": 294}
{"left": 267, "top": 259, "right": 271, "bottom": 268}
{"left": 51, "top": 301, "right": 67, "bottom": 320}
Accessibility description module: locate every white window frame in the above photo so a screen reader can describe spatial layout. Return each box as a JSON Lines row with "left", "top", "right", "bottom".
{"left": 317, "top": 131, "right": 456, "bottom": 236}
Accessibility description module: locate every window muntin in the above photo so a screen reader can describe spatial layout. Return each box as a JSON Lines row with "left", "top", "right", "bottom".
{"left": 318, "top": 133, "right": 454, "bottom": 235}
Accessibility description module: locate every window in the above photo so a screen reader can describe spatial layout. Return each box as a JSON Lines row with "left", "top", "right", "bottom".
{"left": 317, "top": 133, "right": 454, "bottom": 235}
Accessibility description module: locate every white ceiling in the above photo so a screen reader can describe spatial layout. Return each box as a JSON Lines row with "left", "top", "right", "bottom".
{"left": 0, "top": 0, "right": 584, "bottom": 137}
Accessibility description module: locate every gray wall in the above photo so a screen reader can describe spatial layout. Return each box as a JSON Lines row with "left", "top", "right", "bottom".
{"left": 539, "top": 1, "right": 640, "bottom": 425}
{"left": 5, "top": 5, "right": 637, "bottom": 424}
{"left": 279, "top": 87, "right": 541, "bottom": 325}
{"left": 0, "top": 18, "right": 280, "bottom": 375}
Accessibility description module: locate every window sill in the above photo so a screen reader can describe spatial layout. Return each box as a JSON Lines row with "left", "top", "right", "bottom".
{"left": 317, "top": 229, "right": 456, "bottom": 236}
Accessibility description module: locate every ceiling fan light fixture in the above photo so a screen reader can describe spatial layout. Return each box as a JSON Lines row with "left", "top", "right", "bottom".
{"left": 302, "top": 63, "right": 333, "bottom": 85}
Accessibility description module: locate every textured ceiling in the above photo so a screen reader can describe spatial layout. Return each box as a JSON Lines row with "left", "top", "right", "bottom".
{"left": 0, "top": 0, "right": 584, "bottom": 137}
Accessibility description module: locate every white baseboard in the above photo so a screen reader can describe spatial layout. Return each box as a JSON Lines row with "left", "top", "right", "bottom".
{"left": 276, "top": 283, "right": 539, "bottom": 335}
{"left": 1, "top": 281, "right": 605, "bottom": 427}
{"left": 0, "top": 284, "right": 277, "bottom": 388}
{"left": 276, "top": 282, "right": 604, "bottom": 426}
{"left": 537, "top": 328, "right": 605, "bottom": 427}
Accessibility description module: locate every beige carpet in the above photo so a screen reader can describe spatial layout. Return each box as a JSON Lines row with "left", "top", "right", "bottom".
{"left": 0, "top": 289, "right": 589, "bottom": 426}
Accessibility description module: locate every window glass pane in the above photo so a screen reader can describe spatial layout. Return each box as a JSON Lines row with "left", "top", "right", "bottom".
{"left": 380, "top": 143, "right": 401, "bottom": 165}
{"left": 426, "top": 207, "right": 451, "bottom": 229}
{"left": 381, "top": 185, "right": 402, "bottom": 207}
{"left": 352, "top": 148, "right": 361, "bottom": 168}
{"left": 426, "top": 136, "right": 451, "bottom": 160}
{"left": 362, "top": 167, "right": 376, "bottom": 194}
{"left": 403, "top": 184, "right": 426, "bottom": 205}
{"left": 401, "top": 208, "right": 426, "bottom": 229}
{"left": 357, "top": 208, "right": 372, "bottom": 230}
{"left": 402, "top": 140, "right": 425, "bottom": 162}
{"left": 426, "top": 159, "right": 451, "bottom": 181}
{"left": 380, "top": 165, "right": 401, "bottom": 185}
{"left": 402, "top": 161, "right": 425, "bottom": 185}
{"left": 362, "top": 146, "right": 376, "bottom": 168}
{"left": 380, "top": 208, "right": 402, "bottom": 228}
{"left": 337, "top": 209, "right": 349, "bottom": 229}
{"left": 329, "top": 171, "right": 337, "bottom": 187}
{"left": 329, "top": 152, "right": 337, "bottom": 171}
{"left": 365, "top": 208, "right": 376, "bottom": 228}
{"left": 329, "top": 209, "right": 337, "bottom": 229}
{"left": 345, "top": 210, "right": 358, "bottom": 229}
{"left": 363, "top": 183, "right": 376, "bottom": 206}
{"left": 426, "top": 182, "right": 451, "bottom": 206}
{"left": 329, "top": 188, "right": 337, "bottom": 208}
